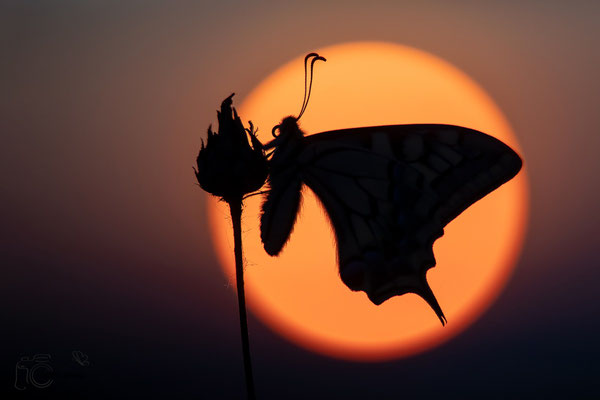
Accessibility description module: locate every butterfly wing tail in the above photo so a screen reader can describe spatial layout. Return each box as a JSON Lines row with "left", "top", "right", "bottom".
{"left": 416, "top": 278, "right": 447, "bottom": 326}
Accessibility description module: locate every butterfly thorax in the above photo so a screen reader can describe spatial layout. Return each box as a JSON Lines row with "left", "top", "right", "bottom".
{"left": 269, "top": 117, "right": 306, "bottom": 173}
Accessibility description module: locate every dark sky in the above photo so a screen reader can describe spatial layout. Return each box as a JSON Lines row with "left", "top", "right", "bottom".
{"left": 2, "top": 1, "right": 599, "bottom": 398}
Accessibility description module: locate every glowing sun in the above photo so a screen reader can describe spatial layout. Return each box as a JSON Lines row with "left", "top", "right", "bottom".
{"left": 208, "top": 41, "right": 528, "bottom": 361}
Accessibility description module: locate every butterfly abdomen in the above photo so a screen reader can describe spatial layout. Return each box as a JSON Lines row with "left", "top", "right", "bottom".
{"left": 260, "top": 175, "right": 302, "bottom": 256}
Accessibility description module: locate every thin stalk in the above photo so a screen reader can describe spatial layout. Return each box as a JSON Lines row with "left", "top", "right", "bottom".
{"left": 228, "top": 198, "right": 256, "bottom": 400}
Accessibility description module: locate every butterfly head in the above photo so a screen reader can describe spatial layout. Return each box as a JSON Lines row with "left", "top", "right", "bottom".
{"left": 279, "top": 116, "right": 301, "bottom": 132}
{"left": 264, "top": 116, "right": 302, "bottom": 150}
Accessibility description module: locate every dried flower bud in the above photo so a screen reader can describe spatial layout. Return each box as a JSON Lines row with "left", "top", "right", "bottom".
{"left": 195, "top": 93, "right": 268, "bottom": 202}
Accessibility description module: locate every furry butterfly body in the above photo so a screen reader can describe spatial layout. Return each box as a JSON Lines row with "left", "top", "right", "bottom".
{"left": 260, "top": 117, "right": 522, "bottom": 324}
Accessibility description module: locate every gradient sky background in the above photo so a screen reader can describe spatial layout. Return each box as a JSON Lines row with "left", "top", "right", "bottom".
{"left": 2, "top": 1, "right": 599, "bottom": 398}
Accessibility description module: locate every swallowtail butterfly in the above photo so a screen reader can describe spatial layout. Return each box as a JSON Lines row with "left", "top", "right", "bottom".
{"left": 259, "top": 53, "right": 522, "bottom": 325}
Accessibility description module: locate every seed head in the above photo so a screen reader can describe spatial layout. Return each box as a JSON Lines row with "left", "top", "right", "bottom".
{"left": 195, "top": 94, "right": 268, "bottom": 202}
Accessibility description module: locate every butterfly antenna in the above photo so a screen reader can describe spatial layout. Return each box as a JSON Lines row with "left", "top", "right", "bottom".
{"left": 297, "top": 53, "right": 326, "bottom": 120}
{"left": 299, "top": 53, "right": 318, "bottom": 118}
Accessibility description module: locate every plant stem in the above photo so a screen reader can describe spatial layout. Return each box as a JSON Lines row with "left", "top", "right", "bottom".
{"left": 229, "top": 198, "right": 256, "bottom": 400}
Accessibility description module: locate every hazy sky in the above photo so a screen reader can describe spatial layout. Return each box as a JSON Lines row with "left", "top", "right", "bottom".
{"left": 2, "top": 1, "right": 599, "bottom": 398}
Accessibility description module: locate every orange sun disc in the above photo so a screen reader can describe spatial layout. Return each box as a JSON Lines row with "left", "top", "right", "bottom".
{"left": 208, "top": 41, "right": 529, "bottom": 361}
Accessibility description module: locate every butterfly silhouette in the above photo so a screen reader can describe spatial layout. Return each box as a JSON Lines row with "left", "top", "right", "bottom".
{"left": 259, "top": 53, "right": 522, "bottom": 325}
